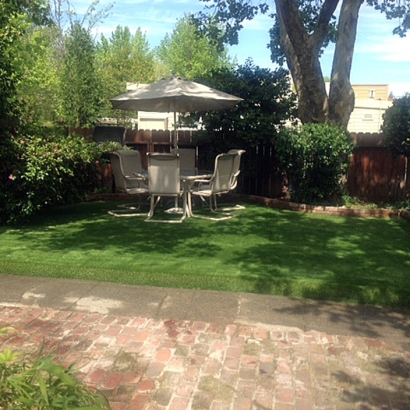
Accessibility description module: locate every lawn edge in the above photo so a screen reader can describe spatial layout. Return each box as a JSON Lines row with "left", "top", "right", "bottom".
{"left": 86, "top": 193, "right": 410, "bottom": 221}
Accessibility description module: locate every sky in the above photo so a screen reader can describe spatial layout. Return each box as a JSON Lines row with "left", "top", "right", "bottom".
{"left": 70, "top": 0, "right": 410, "bottom": 97}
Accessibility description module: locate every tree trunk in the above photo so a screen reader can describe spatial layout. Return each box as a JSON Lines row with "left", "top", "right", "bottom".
{"left": 328, "top": 0, "right": 363, "bottom": 128}
{"left": 275, "top": 0, "right": 339, "bottom": 124}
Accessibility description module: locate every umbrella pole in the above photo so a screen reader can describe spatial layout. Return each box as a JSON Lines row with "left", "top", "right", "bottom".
{"left": 173, "top": 110, "right": 178, "bottom": 150}
{"left": 168, "top": 110, "right": 182, "bottom": 213}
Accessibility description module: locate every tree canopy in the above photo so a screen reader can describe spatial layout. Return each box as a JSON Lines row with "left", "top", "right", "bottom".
{"left": 197, "top": 0, "right": 410, "bottom": 128}
{"left": 155, "top": 14, "right": 233, "bottom": 80}
{"left": 96, "top": 26, "right": 156, "bottom": 120}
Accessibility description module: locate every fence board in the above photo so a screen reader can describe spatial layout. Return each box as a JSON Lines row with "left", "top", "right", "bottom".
{"left": 347, "top": 147, "right": 409, "bottom": 201}
{"left": 89, "top": 128, "right": 409, "bottom": 202}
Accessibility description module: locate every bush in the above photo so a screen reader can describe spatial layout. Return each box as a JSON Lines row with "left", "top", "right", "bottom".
{"left": 0, "top": 327, "right": 110, "bottom": 409}
{"left": 275, "top": 123, "right": 354, "bottom": 203}
{"left": 0, "top": 133, "right": 118, "bottom": 224}
{"left": 382, "top": 94, "right": 410, "bottom": 158}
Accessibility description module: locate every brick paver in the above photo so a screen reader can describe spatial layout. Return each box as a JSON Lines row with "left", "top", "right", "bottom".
{"left": 0, "top": 304, "right": 409, "bottom": 409}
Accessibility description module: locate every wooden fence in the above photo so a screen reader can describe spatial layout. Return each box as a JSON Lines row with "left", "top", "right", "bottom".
{"left": 347, "top": 133, "right": 409, "bottom": 202}
{"left": 93, "top": 127, "right": 409, "bottom": 202}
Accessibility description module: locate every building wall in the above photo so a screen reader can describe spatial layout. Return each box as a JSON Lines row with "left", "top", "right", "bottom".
{"left": 347, "top": 99, "right": 392, "bottom": 133}
{"left": 351, "top": 84, "right": 390, "bottom": 100}
{"left": 347, "top": 84, "right": 392, "bottom": 133}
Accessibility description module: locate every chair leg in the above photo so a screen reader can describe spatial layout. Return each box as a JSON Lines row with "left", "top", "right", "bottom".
{"left": 108, "top": 195, "right": 148, "bottom": 217}
{"left": 145, "top": 195, "right": 186, "bottom": 223}
{"left": 213, "top": 194, "right": 246, "bottom": 212}
{"left": 190, "top": 195, "right": 235, "bottom": 221}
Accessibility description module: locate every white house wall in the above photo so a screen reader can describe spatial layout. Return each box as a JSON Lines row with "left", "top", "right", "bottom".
{"left": 347, "top": 99, "right": 392, "bottom": 133}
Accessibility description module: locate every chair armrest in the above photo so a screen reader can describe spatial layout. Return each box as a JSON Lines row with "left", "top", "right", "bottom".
{"left": 193, "top": 178, "right": 211, "bottom": 184}
{"left": 126, "top": 173, "right": 148, "bottom": 183}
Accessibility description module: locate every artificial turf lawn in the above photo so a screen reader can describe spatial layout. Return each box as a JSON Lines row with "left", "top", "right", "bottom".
{"left": 0, "top": 200, "right": 409, "bottom": 308}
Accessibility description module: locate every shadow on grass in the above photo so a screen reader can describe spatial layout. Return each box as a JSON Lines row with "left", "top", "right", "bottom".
{"left": 1, "top": 200, "right": 410, "bottom": 313}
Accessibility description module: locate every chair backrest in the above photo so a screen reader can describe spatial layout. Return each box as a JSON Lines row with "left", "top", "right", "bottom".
{"left": 171, "top": 148, "right": 197, "bottom": 173}
{"left": 227, "top": 149, "right": 246, "bottom": 189}
{"left": 110, "top": 151, "right": 141, "bottom": 193}
{"left": 116, "top": 150, "right": 144, "bottom": 175}
{"left": 210, "top": 153, "right": 236, "bottom": 194}
{"left": 147, "top": 153, "right": 181, "bottom": 195}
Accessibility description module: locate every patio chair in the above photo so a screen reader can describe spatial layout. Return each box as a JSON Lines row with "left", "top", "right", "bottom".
{"left": 197, "top": 149, "right": 246, "bottom": 212}
{"left": 216, "top": 149, "right": 246, "bottom": 211}
{"left": 190, "top": 153, "right": 237, "bottom": 220}
{"left": 146, "top": 153, "right": 186, "bottom": 223}
{"left": 171, "top": 147, "right": 197, "bottom": 173}
{"left": 108, "top": 150, "right": 148, "bottom": 217}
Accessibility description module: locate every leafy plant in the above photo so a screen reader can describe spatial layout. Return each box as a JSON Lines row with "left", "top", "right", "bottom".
{"left": 382, "top": 94, "right": 410, "bottom": 158}
{"left": 276, "top": 123, "right": 354, "bottom": 203}
{"left": 1, "top": 133, "right": 110, "bottom": 224}
{"left": 0, "top": 327, "right": 110, "bottom": 409}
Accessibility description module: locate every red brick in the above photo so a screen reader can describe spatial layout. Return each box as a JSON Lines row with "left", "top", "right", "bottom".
{"left": 145, "top": 361, "right": 165, "bottom": 377}
{"left": 156, "top": 348, "right": 172, "bottom": 362}
{"left": 122, "top": 372, "right": 142, "bottom": 384}
{"left": 296, "top": 398, "right": 316, "bottom": 410}
{"left": 84, "top": 369, "right": 106, "bottom": 385}
{"left": 134, "top": 330, "right": 150, "bottom": 342}
{"left": 226, "top": 346, "right": 242, "bottom": 358}
{"left": 129, "top": 393, "right": 150, "bottom": 410}
{"left": 102, "top": 372, "right": 123, "bottom": 390}
{"left": 233, "top": 397, "right": 252, "bottom": 410}
{"left": 106, "top": 325, "right": 122, "bottom": 336}
{"left": 137, "top": 378, "right": 155, "bottom": 393}
{"left": 254, "top": 390, "right": 274, "bottom": 408}
{"left": 109, "top": 402, "right": 128, "bottom": 410}
{"left": 169, "top": 396, "right": 191, "bottom": 410}
{"left": 276, "top": 388, "right": 294, "bottom": 403}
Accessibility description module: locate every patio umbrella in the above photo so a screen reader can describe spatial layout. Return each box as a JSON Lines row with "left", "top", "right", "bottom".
{"left": 110, "top": 76, "right": 243, "bottom": 149}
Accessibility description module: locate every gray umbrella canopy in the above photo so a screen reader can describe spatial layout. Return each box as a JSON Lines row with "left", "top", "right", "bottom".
{"left": 110, "top": 76, "right": 243, "bottom": 113}
{"left": 110, "top": 77, "right": 243, "bottom": 148}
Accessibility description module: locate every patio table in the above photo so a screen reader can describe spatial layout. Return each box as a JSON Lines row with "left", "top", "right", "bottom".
{"left": 136, "top": 169, "right": 212, "bottom": 218}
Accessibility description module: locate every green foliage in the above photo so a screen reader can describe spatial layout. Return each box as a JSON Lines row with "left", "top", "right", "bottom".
{"left": 61, "top": 22, "right": 103, "bottom": 128}
{"left": 191, "top": 60, "right": 297, "bottom": 172}
{"left": 0, "top": 0, "right": 50, "bottom": 137}
{"left": 0, "top": 327, "right": 110, "bottom": 409}
{"left": 382, "top": 94, "right": 410, "bottom": 158}
{"left": 155, "top": 14, "right": 232, "bottom": 80}
{"left": 96, "top": 25, "right": 156, "bottom": 121}
{"left": 1, "top": 134, "right": 108, "bottom": 224}
{"left": 275, "top": 123, "right": 354, "bottom": 203}
{"left": 16, "top": 25, "right": 63, "bottom": 127}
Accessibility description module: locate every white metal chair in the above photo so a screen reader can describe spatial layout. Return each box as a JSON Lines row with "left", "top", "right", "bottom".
{"left": 227, "top": 149, "right": 246, "bottom": 191}
{"left": 218, "top": 149, "right": 246, "bottom": 211}
{"left": 190, "top": 153, "right": 237, "bottom": 220}
{"left": 171, "top": 147, "right": 197, "bottom": 173}
{"left": 145, "top": 153, "right": 186, "bottom": 223}
{"left": 108, "top": 150, "right": 148, "bottom": 217}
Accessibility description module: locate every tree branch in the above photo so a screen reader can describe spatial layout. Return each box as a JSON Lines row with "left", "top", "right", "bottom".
{"left": 311, "top": 0, "right": 340, "bottom": 49}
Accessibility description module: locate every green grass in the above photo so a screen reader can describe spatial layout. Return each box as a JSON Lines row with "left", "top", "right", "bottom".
{"left": 1, "top": 200, "right": 409, "bottom": 308}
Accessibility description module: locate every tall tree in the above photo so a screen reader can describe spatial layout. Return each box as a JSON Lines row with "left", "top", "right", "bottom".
{"left": 0, "top": 0, "right": 50, "bottom": 136}
{"left": 155, "top": 14, "right": 232, "bottom": 80}
{"left": 61, "top": 21, "right": 102, "bottom": 128}
{"left": 197, "top": 0, "right": 410, "bottom": 128}
{"left": 16, "top": 25, "right": 63, "bottom": 127}
{"left": 96, "top": 26, "right": 156, "bottom": 119}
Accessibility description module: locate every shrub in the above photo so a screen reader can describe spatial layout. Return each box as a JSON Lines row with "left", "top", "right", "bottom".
{"left": 382, "top": 94, "right": 410, "bottom": 158}
{"left": 275, "top": 123, "right": 354, "bottom": 203}
{"left": 0, "top": 327, "right": 110, "bottom": 409}
{"left": 1, "top": 133, "right": 118, "bottom": 224}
